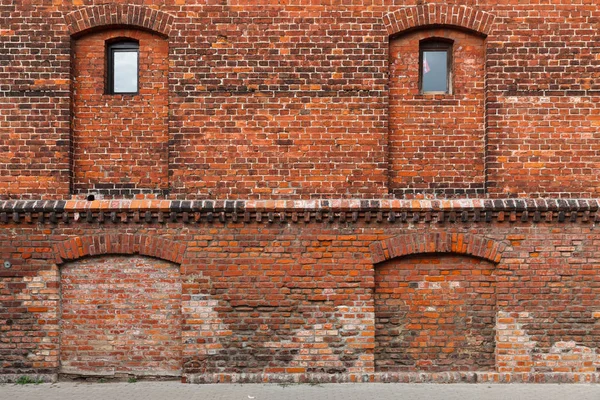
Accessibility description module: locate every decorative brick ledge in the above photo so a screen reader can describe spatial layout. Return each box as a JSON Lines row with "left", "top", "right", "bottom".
{"left": 0, "top": 199, "right": 598, "bottom": 225}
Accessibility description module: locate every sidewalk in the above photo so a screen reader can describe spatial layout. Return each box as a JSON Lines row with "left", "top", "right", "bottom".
{"left": 2, "top": 382, "right": 600, "bottom": 400}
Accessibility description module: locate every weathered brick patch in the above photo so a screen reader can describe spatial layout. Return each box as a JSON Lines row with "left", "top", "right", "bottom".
{"left": 60, "top": 256, "right": 181, "bottom": 377}
{"left": 497, "top": 312, "right": 600, "bottom": 375}
{"left": 375, "top": 254, "right": 495, "bottom": 372}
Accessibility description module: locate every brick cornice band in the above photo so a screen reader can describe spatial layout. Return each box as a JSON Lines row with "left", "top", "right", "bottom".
{"left": 383, "top": 5, "right": 495, "bottom": 37}
{"left": 65, "top": 4, "right": 174, "bottom": 38}
{"left": 53, "top": 234, "right": 186, "bottom": 265}
{"left": 369, "top": 232, "right": 506, "bottom": 265}
{"left": 0, "top": 198, "right": 598, "bottom": 225}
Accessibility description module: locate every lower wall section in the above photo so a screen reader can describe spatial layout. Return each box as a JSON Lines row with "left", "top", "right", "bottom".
{"left": 181, "top": 284, "right": 374, "bottom": 375}
{"left": 2, "top": 206, "right": 600, "bottom": 383}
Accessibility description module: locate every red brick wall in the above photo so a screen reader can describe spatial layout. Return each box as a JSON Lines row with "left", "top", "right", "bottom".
{"left": 179, "top": 226, "right": 374, "bottom": 375}
{"left": 485, "top": 3, "right": 600, "bottom": 197}
{"left": 389, "top": 28, "right": 486, "bottom": 197}
{"left": 0, "top": 277, "right": 53, "bottom": 374}
{"left": 72, "top": 29, "right": 169, "bottom": 197}
{"left": 487, "top": 96, "right": 600, "bottom": 197}
{"left": 0, "top": 1, "right": 70, "bottom": 199}
{"left": 0, "top": 267, "right": 60, "bottom": 375}
{"left": 60, "top": 256, "right": 181, "bottom": 377}
{"left": 3, "top": 1, "right": 600, "bottom": 199}
{"left": 375, "top": 254, "right": 495, "bottom": 372}
{"left": 165, "top": 5, "right": 388, "bottom": 199}
{"left": 4, "top": 0, "right": 600, "bottom": 385}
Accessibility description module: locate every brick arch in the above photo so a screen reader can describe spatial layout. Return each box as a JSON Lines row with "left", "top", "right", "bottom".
{"left": 53, "top": 234, "right": 186, "bottom": 265}
{"left": 65, "top": 4, "right": 174, "bottom": 38}
{"left": 383, "top": 5, "right": 495, "bottom": 38}
{"left": 370, "top": 232, "right": 506, "bottom": 265}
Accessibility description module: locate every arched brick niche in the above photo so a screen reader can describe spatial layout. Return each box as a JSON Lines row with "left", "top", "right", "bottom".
{"left": 70, "top": 27, "right": 170, "bottom": 197}
{"left": 54, "top": 234, "right": 186, "bottom": 377}
{"left": 371, "top": 233, "right": 504, "bottom": 372}
{"left": 65, "top": 5, "right": 174, "bottom": 198}
{"left": 60, "top": 255, "right": 182, "bottom": 377}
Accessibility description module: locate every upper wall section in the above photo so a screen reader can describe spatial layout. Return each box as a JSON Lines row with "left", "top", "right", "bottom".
{"left": 2, "top": 1, "right": 600, "bottom": 200}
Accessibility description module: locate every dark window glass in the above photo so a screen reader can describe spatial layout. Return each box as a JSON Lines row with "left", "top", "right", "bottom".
{"left": 107, "top": 41, "right": 139, "bottom": 94}
{"left": 420, "top": 40, "right": 452, "bottom": 94}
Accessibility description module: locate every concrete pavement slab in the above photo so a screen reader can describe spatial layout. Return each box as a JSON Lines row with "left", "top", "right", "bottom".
{"left": 2, "top": 382, "right": 600, "bottom": 400}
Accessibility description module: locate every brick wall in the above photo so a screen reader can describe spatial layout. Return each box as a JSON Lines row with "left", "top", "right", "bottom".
{"left": 3, "top": 0, "right": 600, "bottom": 385}
{"left": 0, "top": 268, "right": 60, "bottom": 375}
{"left": 485, "top": 3, "right": 600, "bottom": 197}
{"left": 0, "top": 1, "right": 70, "bottom": 199}
{"left": 1, "top": 200, "right": 600, "bottom": 383}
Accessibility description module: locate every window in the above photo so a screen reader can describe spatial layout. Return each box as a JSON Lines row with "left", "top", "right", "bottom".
{"left": 419, "top": 39, "right": 452, "bottom": 94}
{"left": 106, "top": 40, "right": 139, "bottom": 94}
